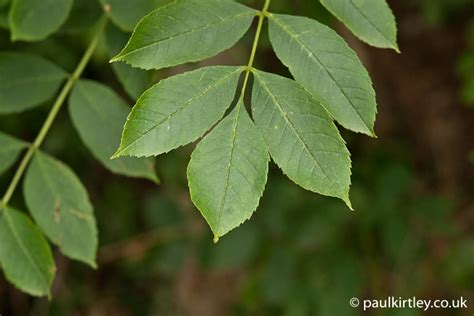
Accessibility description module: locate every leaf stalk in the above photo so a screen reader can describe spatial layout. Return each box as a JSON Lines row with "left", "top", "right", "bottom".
{"left": 240, "top": 0, "right": 271, "bottom": 99}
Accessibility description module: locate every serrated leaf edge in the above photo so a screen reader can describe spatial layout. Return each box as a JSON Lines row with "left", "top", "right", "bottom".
{"left": 112, "top": 66, "right": 246, "bottom": 158}
{"left": 110, "top": 0, "right": 258, "bottom": 70}
{"left": 187, "top": 102, "right": 270, "bottom": 240}
{"left": 252, "top": 70, "right": 353, "bottom": 209}
{"left": 320, "top": 0, "right": 399, "bottom": 52}
{"left": 268, "top": 13, "right": 377, "bottom": 137}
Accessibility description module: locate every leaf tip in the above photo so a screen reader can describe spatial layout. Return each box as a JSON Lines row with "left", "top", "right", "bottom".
{"left": 343, "top": 196, "right": 353, "bottom": 211}
{"left": 150, "top": 174, "right": 161, "bottom": 185}
{"left": 367, "top": 127, "right": 377, "bottom": 138}
{"left": 213, "top": 235, "right": 220, "bottom": 244}
{"left": 389, "top": 43, "right": 401, "bottom": 54}
{"left": 81, "top": 256, "right": 98, "bottom": 269}
{"left": 110, "top": 149, "right": 123, "bottom": 160}
{"left": 89, "top": 261, "right": 98, "bottom": 270}
{"left": 109, "top": 55, "right": 122, "bottom": 64}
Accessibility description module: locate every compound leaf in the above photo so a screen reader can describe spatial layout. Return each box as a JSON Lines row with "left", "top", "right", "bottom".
{"left": 252, "top": 70, "right": 352, "bottom": 206}
{"left": 0, "top": 207, "right": 55, "bottom": 297}
{"left": 23, "top": 151, "right": 98, "bottom": 267}
{"left": 187, "top": 101, "right": 269, "bottom": 239}
{"left": 268, "top": 13, "right": 377, "bottom": 136}
{"left": 106, "top": 24, "right": 150, "bottom": 99}
{"left": 114, "top": 66, "right": 243, "bottom": 158}
{"left": 69, "top": 80, "right": 158, "bottom": 182}
{"left": 111, "top": 0, "right": 257, "bottom": 70}
{"left": 320, "top": 0, "right": 398, "bottom": 51}
{"left": 0, "top": 131, "right": 27, "bottom": 175}
{"left": 8, "top": 0, "right": 73, "bottom": 41}
{"left": 0, "top": 52, "right": 67, "bottom": 114}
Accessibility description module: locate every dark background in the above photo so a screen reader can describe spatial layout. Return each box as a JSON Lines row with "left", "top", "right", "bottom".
{"left": 1, "top": 0, "right": 474, "bottom": 315}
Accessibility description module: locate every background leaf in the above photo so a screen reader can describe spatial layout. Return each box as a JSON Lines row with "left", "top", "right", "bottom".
{"left": 105, "top": 24, "right": 150, "bottom": 99}
{"left": 8, "top": 0, "right": 73, "bottom": 41}
{"left": 269, "top": 13, "right": 377, "bottom": 136}
{"left": 111, "top": 0, "right": 257, "bottom": 70}
{"left": 0, "top": 3, "right": 8, "bottom": 29}
{"left": 69, "top": 80, "right": 158, "bottom": 182}
{"left": 23, "top": 151, "right": 98, "bottom": 267}
{"left": 62, "top": 0, "right": 102, "bottom": 33}
{"left": 320, "top": 0, "right": 399, "bottom": 51}
{"left": 0, "top": 207, "right": 55, "bottom": 297}
{"left": 99, "top": 0, "right": 170, "bottom": 32}
{"left": 0, "top": 131, "right": 26, "bottom": 175}
{"left": 187, "top": 102, "right": 269, "bottom": 239}
{"left": 252, "top": 70, "right": 352, "bottom": 206}
{"left": 0, "top": 52, "right": 67, "bottom": 114}
{"left": 115, "top": 66, "right": 243, "bottom": 158}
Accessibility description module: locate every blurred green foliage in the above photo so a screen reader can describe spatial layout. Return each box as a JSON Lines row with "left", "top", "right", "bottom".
{"left": 419, "top": 0, "right": 474, "bottom": 107}
{"left": 416, "top": 0, "right": 474, "bottom": 25}
{"left": 30, "top": 142, "right": 470, "bottom": 316}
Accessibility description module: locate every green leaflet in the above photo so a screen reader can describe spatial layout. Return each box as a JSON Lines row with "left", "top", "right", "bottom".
{"left": 23, "top": 151, "right": 98, "bottom": 267}
{"left": 268, "top": 13, "right": 377, "bottom": 136}
{"left": 69, "top": 80, "right": 158, "bottom": 182}
{"left": 0, "top": 131, "right": 27, "bottom": 175}
{"left": 100, "top": 0, "right": 170, "bottom": 32}
{"left": 8, "top": 0, "right": 73, "bottom": 41}
{"left": 111, "top": 0, "right": 257, "bottom": 70}
{"left": 187, "top": 101, "right": 269, "bottom": 239}
{"left": 320, "top": 0, "right": 399, "bottom": 51}
{"left": 114, "top": 66, "right": 243, "bottom": 158}
{"left": 0, "top": 52, "right": 67, "bottom": 114}
{"left": 252, "top": 70, "right": 352, "bottom": 207}
{"left": 106, "top": 24, "right": 150, "bottom": 99}
{"left": 0, "top": 207, "right": 56, "bottom": 297}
